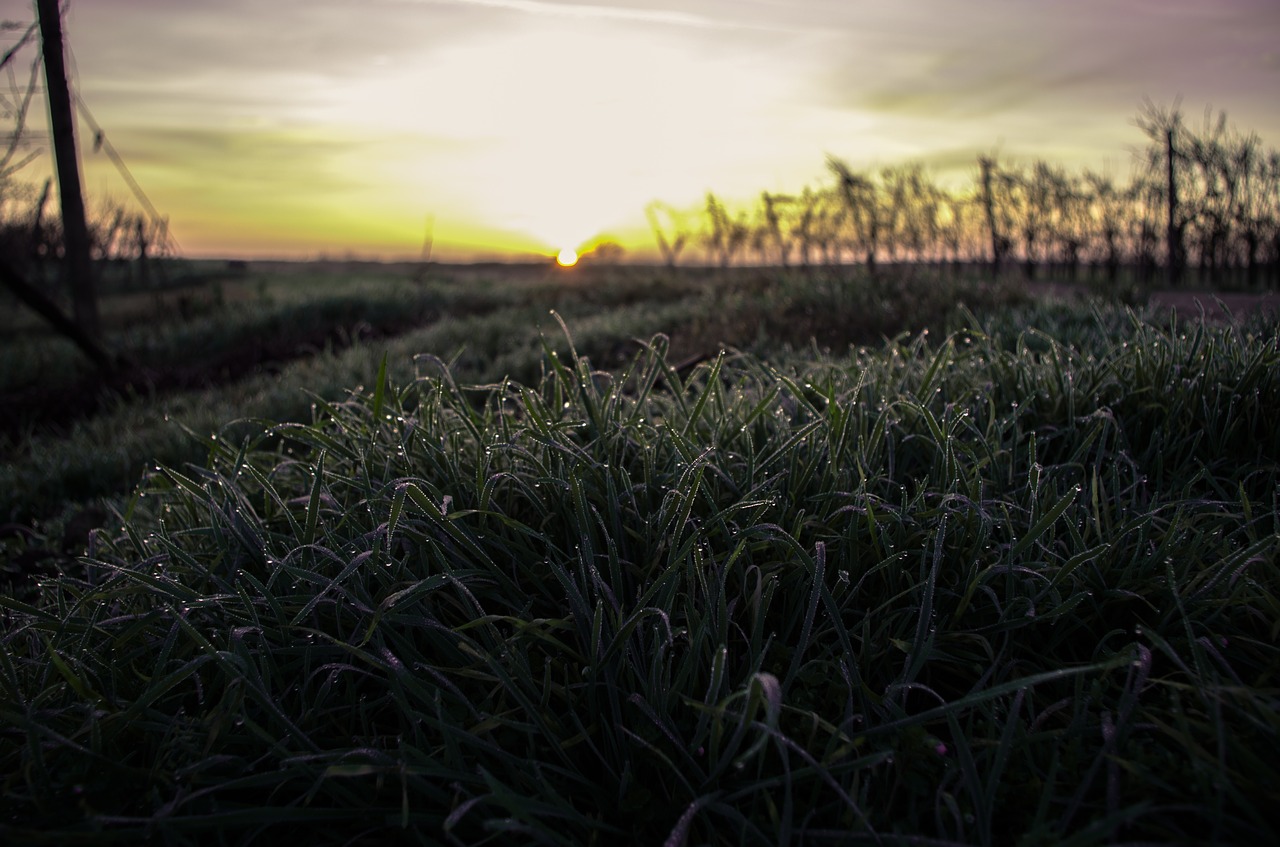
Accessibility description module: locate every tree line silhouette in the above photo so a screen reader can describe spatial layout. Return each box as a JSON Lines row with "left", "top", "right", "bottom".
{"left": 649, "top": 104, "right": 1280, "bottom": 290}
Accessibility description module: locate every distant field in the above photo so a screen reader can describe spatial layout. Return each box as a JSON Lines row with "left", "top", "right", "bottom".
{"left": 1, "top": 262, "right": 1025, "bottom": 530}
{"left": 1, "top": 263, "right": 1278, "bottom": 844}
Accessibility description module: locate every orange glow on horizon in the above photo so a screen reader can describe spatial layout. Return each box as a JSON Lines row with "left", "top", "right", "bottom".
{"left": 48, "top": 3, "right": 1279, "bottom": 265}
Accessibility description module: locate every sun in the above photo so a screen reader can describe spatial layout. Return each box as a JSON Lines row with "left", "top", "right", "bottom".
{"left": 556, "top": 248, "right": 579, "bottom": 267}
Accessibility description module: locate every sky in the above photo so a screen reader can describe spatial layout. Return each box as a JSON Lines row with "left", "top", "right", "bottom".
{"left": 0, "top": 0, "right": 1277, "bottom": 261}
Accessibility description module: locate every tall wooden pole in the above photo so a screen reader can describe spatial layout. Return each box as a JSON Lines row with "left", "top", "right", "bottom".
{"left": 37, "top": 0, "right": 100, "bottom": 340}
{"left": 979, "top": 156, "right": 1002, "bottom": 278}
{"left": 1165, "top": 128, "right": 1181, "bottom": 288}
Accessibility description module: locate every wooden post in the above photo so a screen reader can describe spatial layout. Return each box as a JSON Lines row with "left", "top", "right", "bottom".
{"left": 1165, "top": 128, "right": 1181, "bottom": 288}
{"left": 37, "top": 0, "right": 101, "bottom": 341}
{"left": 979, "top": 157, "right": 1002, "bottom": 278}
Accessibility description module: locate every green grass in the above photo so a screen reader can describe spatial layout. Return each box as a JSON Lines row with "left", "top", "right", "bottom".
{"left": 0, "top": 266, "right": 1023, "bottom": 527}
{"left": 1, "top": 267, "right": 454, "bottom": 396}
{"left": 2, "top": 291, "right": 1277, "bottom": 844}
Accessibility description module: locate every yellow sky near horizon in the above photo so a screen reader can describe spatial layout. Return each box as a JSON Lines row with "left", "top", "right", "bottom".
{"left": 2, "top": 0, "right": 1278, "bottom": 262}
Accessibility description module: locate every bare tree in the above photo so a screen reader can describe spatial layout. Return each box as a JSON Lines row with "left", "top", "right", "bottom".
{"left": 881, "top": 163, "right": 941, "bottom": 264}
{"left": 935, "top": 194, "right": 975, "bottom": 273}
{"left": 702, "top": 192, "right": 734, "bottom": 268}
{"left": 1085, "top": 171, "right": 1123, "bottom": 285}
{"left": 701, "top": 193, "right": 750, "bottom": 269}
{"left": 828, "top": 156, "right": 881, "bottom": 272}
{"left": 977, "top": 156, "right": 1012, "bottom": 276}
{"left": 761, "top": 191, "right": 793, "bottom": 268}
{"left": 1039, "top": 163, "right": 1085, "bottom": 281}
{"left": 659, "top": 104, "right": 1279, "bottom": 290}
{"left": 1135, "top": 101, "right": 1189, "bottom": 286}
{"left": 810, "top": 186, "right": 844, "bottom": 267}
{"left": 586, "top": 240, "right": 625, "bottom": 265}
{"left": 792, "top": 186, "right": 818, "bottom": 268}
{"left": 646, "top": 201, "right": 688, "bottom": 268}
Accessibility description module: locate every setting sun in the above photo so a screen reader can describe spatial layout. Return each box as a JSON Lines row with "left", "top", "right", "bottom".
{"left": 556, "top": 248, "right": 579, "bottom": 267}
{"left": 4, "top": 0, "right": 1276, "bottom": 265}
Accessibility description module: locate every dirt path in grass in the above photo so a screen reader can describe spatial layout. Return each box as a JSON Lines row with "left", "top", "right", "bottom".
{"left": 0, "top": 316, "right": 426, "bottom": 449}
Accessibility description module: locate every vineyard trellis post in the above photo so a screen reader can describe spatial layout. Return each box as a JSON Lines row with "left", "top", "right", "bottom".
{"left": 1165, "top": 127, "right": 1183, "bottom": 287}
{"left": 37, "top": 0, "right": 100, "bottom": 342}
{"left": 978, "top": 156, "right": 1008, "bottom": 278}
{"left": 0, "top": 3, "right": 116, "bottom": 372}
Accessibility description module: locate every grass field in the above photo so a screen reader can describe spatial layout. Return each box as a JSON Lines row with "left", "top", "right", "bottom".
{"left": 0, "top": 263, "right": 1022, "bottom": 531}
{"left": 1, "top": 264, "right": 1278, "bottom": 844}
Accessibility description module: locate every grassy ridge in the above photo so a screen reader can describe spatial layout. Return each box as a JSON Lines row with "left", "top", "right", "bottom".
{"left": 2, "top": 306, "right": 1277, "bottom": 844}
{"left": 0, "top": 267, "right": 1020, "bottom": 528}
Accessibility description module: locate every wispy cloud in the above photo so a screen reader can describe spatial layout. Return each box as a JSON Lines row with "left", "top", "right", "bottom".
{"left": 443, "top": 0, "right": 714, "bottom": 27}
{"left": 429, "top": 0, "right": 799, "bottom": 32}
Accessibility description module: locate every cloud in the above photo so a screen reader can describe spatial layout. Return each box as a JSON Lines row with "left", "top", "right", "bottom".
{"left": 86, "top": 126, "right": 366, "bottom": 206}
{"left": 801, "top": 0, "right": 1280, "bottom": 171}
{"left": 418, "top": 0, "right": 824, "bottom": 35}
{"left": 440, "top": 0, "right": 715, "bottom": 28}
{"left": 852, "top": 48, "right": 1132, "bottom": 122}
{"left": 66, "top": 0, "right": 488, "bottom": 98}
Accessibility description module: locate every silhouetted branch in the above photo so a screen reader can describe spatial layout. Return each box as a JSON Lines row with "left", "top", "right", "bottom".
{"left": 0, "top": 252, "right": 116, "bottom": 372}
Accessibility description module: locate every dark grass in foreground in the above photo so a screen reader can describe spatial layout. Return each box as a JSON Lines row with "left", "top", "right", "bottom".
{"left": 0, "top": 267, "right": 1023, "bottom": 529}
{"left": 2, "top": 311, "right": 1279, "bottom": 845}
